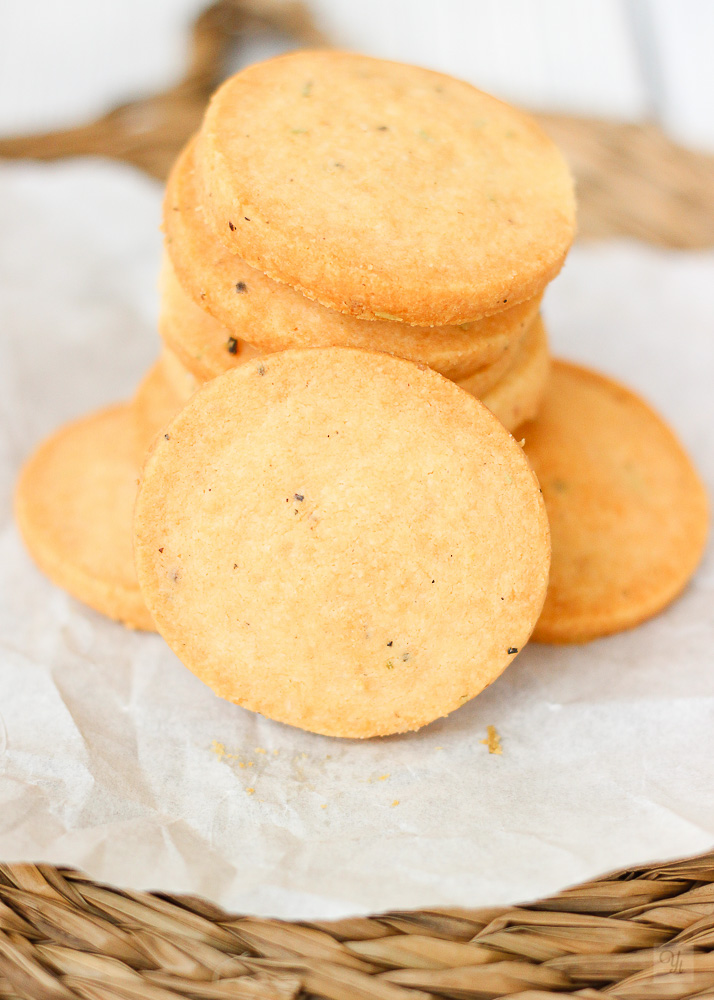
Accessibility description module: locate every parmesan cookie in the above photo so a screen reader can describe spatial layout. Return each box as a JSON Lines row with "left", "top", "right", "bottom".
{"left": 476, "top": 314, "right": 550, "bottom": 432}
{"left": 165, "top": 141, "right": 541, "bottom": 378}
{"left": 134, "top": 348, "right": 550, "bottom": 738}
{"left": 159, "top": 253, "right": 261, "bottom": 382}
{"left": 132, "top": 352, "right": 196, "bottom": 464}
{"left": 15, "top": 405, "right": 155, "bottom": 631}
{"left": 523, "top": 361, "right": 709, "bottom": 643}
{"left": 194, "top": 50, "right": 575, "bottom": 325}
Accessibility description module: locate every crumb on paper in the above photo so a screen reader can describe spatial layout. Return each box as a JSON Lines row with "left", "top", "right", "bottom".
{"left": 320, "top": 804, "right": 327, "bottom": 810}
{"left": 481, "top": 725, "right": 503, "bottom": 755}
{"left": 255, "top": 748, "right": 267, "bottom": 754}
{"left": 246, "top": 787, "right": 255, "bottom": 795}
{"left": 377, "top": 774, "right": 390, "bottom": 781}
{"left": 273, "top": 750, "right": 279, "bottom": 756}
{"left": 211, "top": 740, "right": 227, "bottom": 761}
{"left": 391, "top": 800, "right": 399, "bottom": 807}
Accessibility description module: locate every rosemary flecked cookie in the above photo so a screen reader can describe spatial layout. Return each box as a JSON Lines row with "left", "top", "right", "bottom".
{"left": 194, "top": 50, "right": 575, "bottom": 325}
{"left": 164, "top": 143, "right": 542, "bottom": 380}
{"left": 134, "top": 348, "right": 550, "bottom": 738}
{"left": 474, "top": 314, "right": 550, "bottom": 432}
{"left": 523, "top": 361, "right": 709, "bottom": 643}
{"left": 15, "top": 405, "right": 155, "bottom": 631}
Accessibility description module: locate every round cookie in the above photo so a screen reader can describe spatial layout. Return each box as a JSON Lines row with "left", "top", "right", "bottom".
{"left": 475, "top": 314, "right": 550, "bottom": 432}
{"left": 15, "top": 405, "right": 155, "bottom": 631}
{"left": 134, "top": 348, "right": 550, "bottom": 738}
{"left": 165, "top": 141, "right": 541, "bottom": 378}
{"left": 522, "top": 361, "right": 709, "bottom": 643}
{"left": 195, "top": 50, "right": 575, "bottom": 325}
{"left": 159, "top": 253, "right": 261, "bottom": 382}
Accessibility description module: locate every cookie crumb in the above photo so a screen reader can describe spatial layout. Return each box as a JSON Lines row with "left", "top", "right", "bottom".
{"left": 391, "top": 800, "right": 399, "bottom": 807}
{"left": 246, "top": 787, "right": 255, "bottom": 795}
{"left": 210, "top": 740, "right": 227, "bottom": 761}
{"left": 481, "top": 725, "right": 503, "bottom": 755}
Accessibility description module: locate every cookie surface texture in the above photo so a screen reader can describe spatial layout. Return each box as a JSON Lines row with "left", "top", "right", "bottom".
{"left": 523, "top": 361, "right": 709, "bottom": 643}
{"left": 135, "top": 348, "right": 550, "bottom": 737}
{"left": 164, "top": 143, "right": 541, "bottom": 378}
{"left": 195, "top": 50, "right": 575, "bottom": 324}
{"left": 15, "top": 405, "right": 155, "bottom": 631}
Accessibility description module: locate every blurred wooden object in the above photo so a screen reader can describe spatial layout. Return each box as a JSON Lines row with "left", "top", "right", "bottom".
{"left": 0, "top": 0, "right": 712, "bottom": 249}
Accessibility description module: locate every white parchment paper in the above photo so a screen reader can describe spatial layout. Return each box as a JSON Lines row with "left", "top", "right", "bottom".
{"left": 0, "top": 158, "right": 712, "bottom": 919}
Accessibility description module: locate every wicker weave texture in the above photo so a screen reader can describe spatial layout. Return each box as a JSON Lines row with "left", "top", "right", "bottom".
{"left": 0, "top": 852, "right": 713, "bottom": 999}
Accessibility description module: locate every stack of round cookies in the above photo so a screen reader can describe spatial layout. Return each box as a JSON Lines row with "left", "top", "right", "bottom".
{"left": 16, "top": 52, "right": 708, "bottom": 737}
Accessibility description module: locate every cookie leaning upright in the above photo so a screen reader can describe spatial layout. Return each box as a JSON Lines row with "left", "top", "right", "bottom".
{"left": 193, "top": 50, "right": 576, "bottom": 325}
{"left": 134, "top": 348, "right": 551, "bottom": 738}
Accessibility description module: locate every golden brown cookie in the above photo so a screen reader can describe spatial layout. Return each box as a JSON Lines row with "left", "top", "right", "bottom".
{"left": 475, "top": 314, "right": 550, "bottom": 432}
{"left": 132, "top": 352, "right": 196, "bottom": 464}
{"left": 195, "top": 50, "right": 575, "bottom": 325}
{"left": 159, "top": 253, "right": 261, "bottom": 382}
{"left": 134, "top": 348, "right": 550, "bottom": 738}
{"left": 522, "top": 361, "right": 709, "bottom": 643}
{"left": 15, "top": 405, "right": 155, "bottom": 631}
{"left": 165, "top": 140, "right": 541, "bottom": 378}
